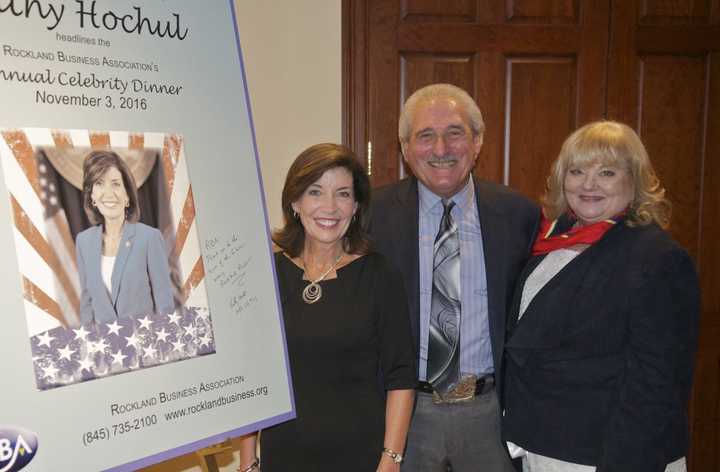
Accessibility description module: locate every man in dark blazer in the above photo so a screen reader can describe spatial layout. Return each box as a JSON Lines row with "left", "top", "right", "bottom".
{"left": 370, "top": 84, "right": 539, "bottom": 471}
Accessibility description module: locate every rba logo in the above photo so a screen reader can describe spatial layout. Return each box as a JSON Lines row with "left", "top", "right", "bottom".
{"left": 0, "top": 427, "right": 38, "bottom": 472}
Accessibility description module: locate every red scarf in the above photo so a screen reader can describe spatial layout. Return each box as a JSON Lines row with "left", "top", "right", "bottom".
{"left": 531, "top": 214, "right": 623, "bottom": 256}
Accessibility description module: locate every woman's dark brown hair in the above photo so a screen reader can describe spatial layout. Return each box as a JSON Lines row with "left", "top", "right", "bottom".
{"left": 273, "top": 143, "right": 371, "bottom": 257}
{"left": 82, "top": 150, "right": 141, "bottom": 226}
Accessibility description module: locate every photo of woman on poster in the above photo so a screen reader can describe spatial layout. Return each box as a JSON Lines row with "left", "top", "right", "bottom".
{"left": 76, "top": 150, "right": 175, "bottom": 325}
{"left": 0, "top": 127, "right": 217, "bottom": 390}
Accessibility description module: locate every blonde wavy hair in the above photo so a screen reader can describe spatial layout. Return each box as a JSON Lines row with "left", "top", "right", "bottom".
{"left": 543, "top": 120, "right": 671, "bottom": 228}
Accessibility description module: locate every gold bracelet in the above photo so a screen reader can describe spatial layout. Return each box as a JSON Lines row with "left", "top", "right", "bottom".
{"left": 382, "top": 447, "right": 403, "bottom": 464}
{"left": 238, "top": 458, "right": 259, "bottom": 472}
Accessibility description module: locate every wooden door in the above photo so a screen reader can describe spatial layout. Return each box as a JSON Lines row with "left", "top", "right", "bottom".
{"left": 343, "top": 1, "right": 720, "bottom": 470}
{"left": 606, "top": 2, "right": 720, "bottom": 470}
{"left": 344, "top": 0, "right": 610, "bottom": 201}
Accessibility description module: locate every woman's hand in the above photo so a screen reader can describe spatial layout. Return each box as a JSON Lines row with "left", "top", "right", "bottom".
{"left": 236, "top": 458, "right": 260, "bottom": 472}
{"left": 376, "top": 453, "right": 401, "bottom": 472}
{"left": 237, "top": 433, "right": 259, "bottom": 472}
{"left": 378, "top": 389, "right": 413, "bottom": 472}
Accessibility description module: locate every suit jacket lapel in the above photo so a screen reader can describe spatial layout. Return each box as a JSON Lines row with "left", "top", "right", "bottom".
{"left": 505, "top": 249, "right": 596, "bottom": 368}
{"left": 473, "top": 177, "right": 508, "bottom": 370}
{"left": 506, "top": 224, "right": 628, "bottom": 356}
{"left": 111, "top": 223, "right": 136, "bottom": 306}
{"left": 88, "top": 226, "right": 107, "bottom": 299}
{"left": 507, "top": 255, "right": 544, "bottom": 332}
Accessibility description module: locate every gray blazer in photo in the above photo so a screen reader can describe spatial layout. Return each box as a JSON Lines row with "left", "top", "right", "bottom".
{"left": 75, "top": 222, "right": 175, "bottom": 325}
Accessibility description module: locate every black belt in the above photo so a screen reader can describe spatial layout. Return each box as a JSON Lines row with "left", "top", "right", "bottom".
{"left": 416, "top": 373, "right": 495, "bottom": 397}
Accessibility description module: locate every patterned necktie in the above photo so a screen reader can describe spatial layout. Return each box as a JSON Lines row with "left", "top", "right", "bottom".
{"left": 427, "top": 198, "right": 461, "bottom": 395}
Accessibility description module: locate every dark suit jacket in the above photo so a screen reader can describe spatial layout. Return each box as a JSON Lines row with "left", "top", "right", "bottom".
{"left": 76, "top": 222, "right": 175, "bottom": 325}
{"left": 502, "top": 221, "right": 700, "bottom": 472}
{"left": 369, "top": 176, "right": 540, "bottom": 393}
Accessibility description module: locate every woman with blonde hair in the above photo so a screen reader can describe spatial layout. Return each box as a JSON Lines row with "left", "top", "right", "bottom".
{"left": 503, "top": 121, "right": 699, "bottom": 472}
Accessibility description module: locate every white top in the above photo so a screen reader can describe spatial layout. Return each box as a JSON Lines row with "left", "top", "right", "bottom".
{"left": 523, "top": 452, "right": 686, "bottom": 471}
{"left": 101, "top": 255, "right": 115, "bottom": 295}
{"left": 518, "top": 248, "right": 580, "bottom": 320}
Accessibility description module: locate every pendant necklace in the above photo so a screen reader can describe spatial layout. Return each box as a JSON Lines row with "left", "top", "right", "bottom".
{"left": 301, "top": 252, "right": 343, "bottom": 304}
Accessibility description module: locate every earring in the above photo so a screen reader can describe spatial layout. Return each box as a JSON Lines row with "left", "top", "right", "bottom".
{"left": 293, "top": 210, "right": 298, "bottom": 219}
{"left": 92, "top": 199, "right": 97, "bottom": 207}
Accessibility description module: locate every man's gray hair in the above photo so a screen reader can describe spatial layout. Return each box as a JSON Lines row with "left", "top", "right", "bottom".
{"left": 398, "top": 83, "right": 485, "bottom": 143}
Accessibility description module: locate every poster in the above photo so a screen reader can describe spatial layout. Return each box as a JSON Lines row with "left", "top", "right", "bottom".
{"left": 0, "top": 1, "right": 294, "bottom": 470}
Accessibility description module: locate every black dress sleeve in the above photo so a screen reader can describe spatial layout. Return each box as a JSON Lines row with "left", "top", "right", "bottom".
{"left": 371, "top": 254, "right": 418, "bottom": 391}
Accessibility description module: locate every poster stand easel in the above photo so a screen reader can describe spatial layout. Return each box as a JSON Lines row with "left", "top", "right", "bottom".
{"left": 196, "top": 440, "right": 233, "bottom": 472}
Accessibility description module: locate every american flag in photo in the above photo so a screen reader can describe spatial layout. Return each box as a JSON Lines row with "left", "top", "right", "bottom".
{"left": 30, "top": 307, "right": 215, "bottom": 389}
{"left": 0, "top": 129, "right": 83, "bottom": 331}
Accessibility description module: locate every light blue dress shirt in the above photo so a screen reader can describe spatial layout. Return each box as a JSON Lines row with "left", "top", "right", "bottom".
{"left": 417, "top": 178, "right": 493, "bottom": 381}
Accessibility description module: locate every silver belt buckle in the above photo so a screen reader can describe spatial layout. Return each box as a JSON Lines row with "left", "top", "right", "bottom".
{"left": 431, "top": 374, "right": 478, "bottom": 405}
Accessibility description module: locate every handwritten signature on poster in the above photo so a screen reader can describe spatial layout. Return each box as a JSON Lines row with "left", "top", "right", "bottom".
{"left": 204, "top": 234, "right": 258, "bottom": 315}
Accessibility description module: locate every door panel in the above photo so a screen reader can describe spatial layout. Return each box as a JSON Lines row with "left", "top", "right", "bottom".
{"left": 637, "top": 55, "right": 706, "bottom": 256}
{"left": 400, "top": 0, "right": 477, "bottom": 21}
{"left": 506, "top": 0, "right": 579, "bottom": 24}
{"left": 349, "top": 0, "right": 609, "bottom": 196}
{"left": 639, "top": 0, "right": 716, "bottom": 24}
{"left": 506, "top": 57, "right": 577, "bottom": 199}
{"left": 606, "top": 3, "right": 720, "bottom": 468}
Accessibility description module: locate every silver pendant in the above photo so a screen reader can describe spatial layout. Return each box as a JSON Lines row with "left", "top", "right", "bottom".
{"left": 300, "top": 252, "right": 343, "bottom": 304}
{"left": 302, "top": 282, "right": 322, "bottom": 304}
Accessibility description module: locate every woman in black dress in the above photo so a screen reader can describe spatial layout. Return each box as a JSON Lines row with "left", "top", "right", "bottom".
{"left": 239, "top": 143, "right": 417, "bottom": 472}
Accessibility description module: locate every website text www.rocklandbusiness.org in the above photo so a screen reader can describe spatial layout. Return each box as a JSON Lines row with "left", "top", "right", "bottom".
{"left": 81, "top": 376, "right": 270, "bottom": 447}
{"left": 164, "top": 385, "right": 270, "bottom": 421}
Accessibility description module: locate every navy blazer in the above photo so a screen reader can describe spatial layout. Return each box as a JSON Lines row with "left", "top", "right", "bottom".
{"left": 76, "top": 222, "right": 175, "bottom": 325}
{"left": 369, "top": 176, "right": 539, "bottom": 391}
{"left": 502, "top": 221, "right": 700, "bottom": 472}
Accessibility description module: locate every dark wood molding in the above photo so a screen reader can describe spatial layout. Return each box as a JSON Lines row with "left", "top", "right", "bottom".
{"left": 342, "top": 0, "right": 368, "bottom": 166}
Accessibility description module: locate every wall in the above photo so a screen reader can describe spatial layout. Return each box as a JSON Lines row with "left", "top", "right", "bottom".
{"left": 237, "top": 0, "right": 342, "bottom": 230}
{"left": 139, "top": 1, "right": 341, "bottom": 470}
